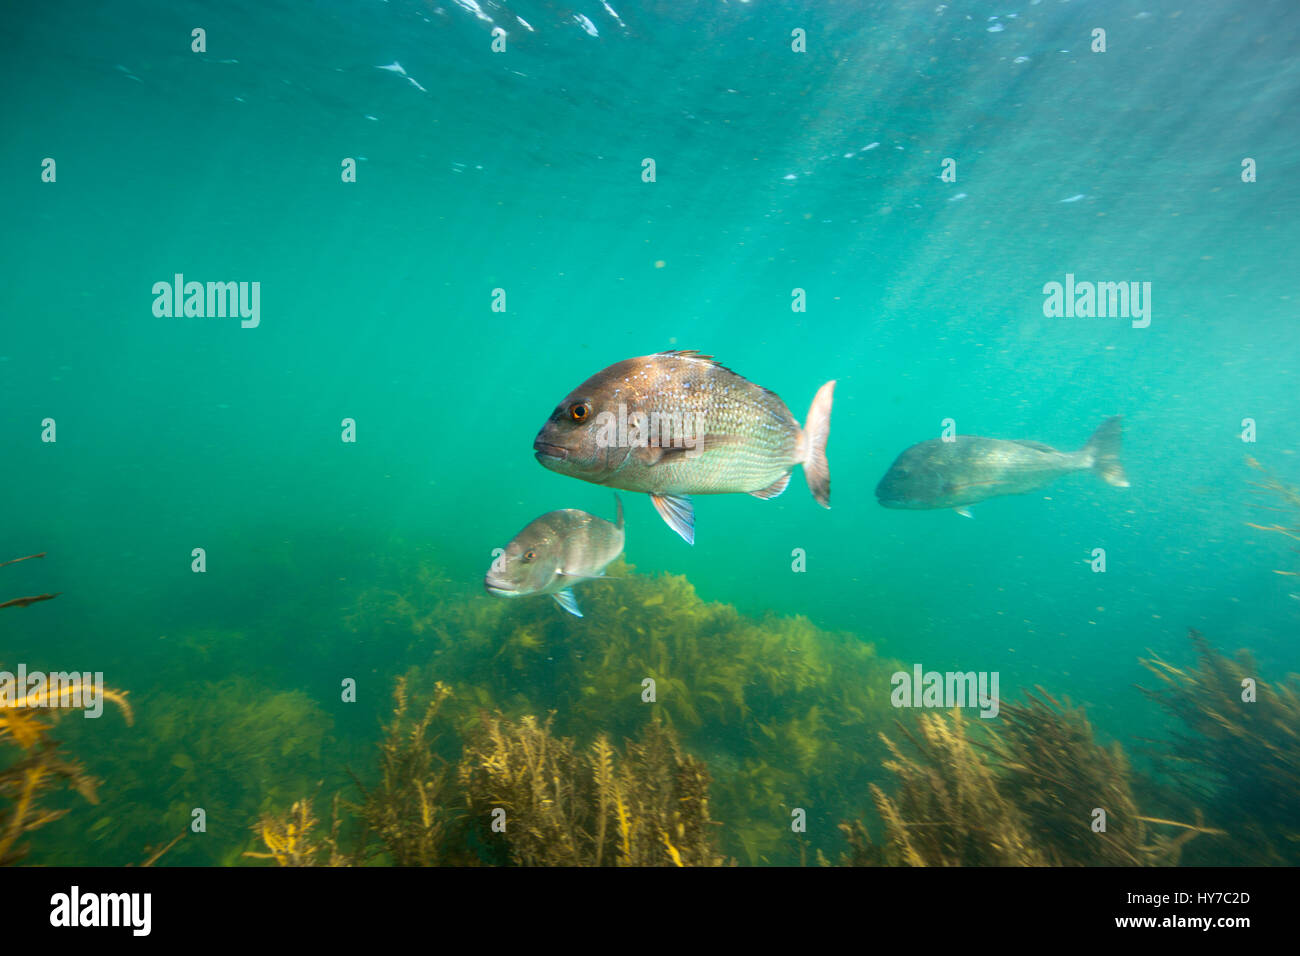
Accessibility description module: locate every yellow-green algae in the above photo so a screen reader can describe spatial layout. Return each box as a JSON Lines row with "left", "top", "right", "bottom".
{"left": 245, "top": 678, "right": 727, "bottom": 867}
{"left": 9, "top": 540, "right": 1299, "bottom": 868}
{"left": 346, "top": 555, "right": 901, "bottom": 864}
{"left": 46, "top": 676, "right": 338, "bottom": 866}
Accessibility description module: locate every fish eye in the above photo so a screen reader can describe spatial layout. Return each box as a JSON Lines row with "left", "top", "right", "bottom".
{"left": 569, "top": 402, "right": 591, "bottom": 423}
{"left": 523, "top": 549, "right": 536, "bottom": 562}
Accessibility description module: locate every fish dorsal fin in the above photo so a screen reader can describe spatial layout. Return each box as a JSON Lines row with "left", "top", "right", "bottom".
{"left": 552, "top": 589, "right": 583, "bottom": 617}
{"left": 654, "top": 350, "right": 749, "bottom": 380}
{"left": 656, "top": 349, "right": 717, "bottom": 363}
{"left": 651, "top": 351, "right": 782, "bottom": 402}
{"left": 650, "top": 493, "right": 695, "bottom": 545}
{"left": 750, "top": 471, "right": 792, "bottom": 500}
{"left": 1012, "top": 439, "right": 1057, "bottom": 453}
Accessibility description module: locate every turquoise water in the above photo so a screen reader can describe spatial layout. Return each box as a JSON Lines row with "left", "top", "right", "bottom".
{"left": 3, "top": 0, "right": 1298, "bottom": 865}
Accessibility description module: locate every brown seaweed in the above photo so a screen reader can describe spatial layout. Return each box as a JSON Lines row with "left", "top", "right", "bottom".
{"left": 245, "top": 794, "right": 351, "bottom": 867}
{"left": 1245, "top": 455, "right": 1300, "bottom": 577}
{"left": 1, "top": 559, "right": 132, "bottom": 864}
{"left": 846, "top": 692, "right": 1216, "bottom": 867}
{"left": 458, "top": 709, "right": 725, "bottom": 866}
{"left": 1138, "top": 628, "right": 1300, "bottom": 864}
{"left": 352, "top": 677, "right": 456, "bottom": 866}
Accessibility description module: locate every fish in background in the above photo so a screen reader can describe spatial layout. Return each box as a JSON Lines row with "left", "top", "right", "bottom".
{"left": 875, "top": 416, "right": 1129, "bottom": 516}
{"left": 532, "top": 350, "right": 835, "bottom": 544}
{"left": 483, "top": 494, "right": 624, "bottom": 617}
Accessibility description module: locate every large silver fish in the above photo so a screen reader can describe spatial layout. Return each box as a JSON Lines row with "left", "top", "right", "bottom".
{"left": 532, "top": 350, "right": 835, "bottom": 544}
{"left": 875, "top": 416, "right": 1128, "bottom": 515}
{"left": 484, "top": 495, "right": 624, "bottom": 617}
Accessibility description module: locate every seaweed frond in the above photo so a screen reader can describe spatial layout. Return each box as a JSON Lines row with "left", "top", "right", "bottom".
{"left": 459, "top": 712, "right": 725, "bottom": 866}
{"left": 851, "top": 694, "right": 1212, "bottom": 867}
{"left": 1, "top": 563, "right": 132, "bottom": 865}
{"left": 246, "top": 793, "right": 351, "bottom": 867}
{"left": 992, "top": 689, "right": 1209, "bottom": 865}
{"left": 1139, "top": 628, "right": 1300, "bottom": 863}
{"left": 353, "top": 677, "right": 455, "bottom": 866}
{"left": 866, "top": 709, "right": 1047, "bottom": 866}
{"left": 1245, "top": 456, "right": 1300, "bottom": 572}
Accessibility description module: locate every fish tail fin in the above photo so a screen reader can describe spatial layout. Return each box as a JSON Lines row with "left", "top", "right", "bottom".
{"left": 1083, "top": 415, "right": 1129, "bottom": 488}
{"left": 613, "top": 492, "right": 624, "bottom": 530}
{"left": 800, "top": 380, "right": 836, "bottom": 508}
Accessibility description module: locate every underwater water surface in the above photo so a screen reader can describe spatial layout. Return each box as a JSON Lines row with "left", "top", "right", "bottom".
{"left": 2, "top": 0, "right": 1298, "bottom": 868}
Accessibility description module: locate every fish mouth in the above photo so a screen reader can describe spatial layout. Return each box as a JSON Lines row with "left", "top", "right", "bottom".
{"left": 484, "top": 580, "right": 517, "bottom": 597}
{"left": 533, "top": 438, "right": 569, "bottom": 461}
{"left": 874, "top": 483, "right": 908, "bottom": 508}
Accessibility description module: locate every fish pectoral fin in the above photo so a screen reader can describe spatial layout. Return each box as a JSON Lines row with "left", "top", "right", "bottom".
{"left": 954, "top": 506, "right": 975, "bottom": 519}
{"left": 650, "top": 493, "right": 695, "bottom": 545}
{"left": 631, "top": 444, "right": 667, "bottom": 466}
{"left": 632, "top": 434, "right": 736, "bottom": 466}
{"left": 750, "top": 472, "right": 792, "bottom": 500}
{"left": 552, "top": 589, "right": 583, "bottom": 617}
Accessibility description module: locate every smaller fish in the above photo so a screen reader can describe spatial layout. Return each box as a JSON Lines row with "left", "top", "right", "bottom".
{"left": 876, "top": 416, "right": 1128, "bottom": 515}
{"left": 0, "top": 592, "right": 60, "bottom": 610}
{"left": 484, "top": 495, "right": 624, "bottom": 617}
